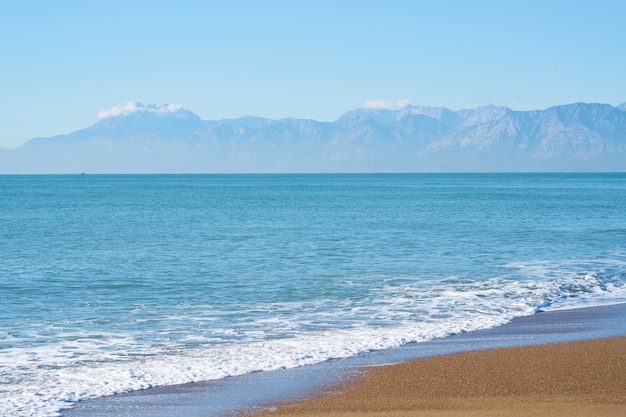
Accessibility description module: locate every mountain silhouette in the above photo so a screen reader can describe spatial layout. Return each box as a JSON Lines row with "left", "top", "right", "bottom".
{"left": 1, "top": 102, "right": 625, "bottom": 173}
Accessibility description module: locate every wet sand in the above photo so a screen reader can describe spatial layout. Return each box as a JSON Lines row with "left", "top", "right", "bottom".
{"left": 252, "top": 337, "right": 626, "bottom": 417}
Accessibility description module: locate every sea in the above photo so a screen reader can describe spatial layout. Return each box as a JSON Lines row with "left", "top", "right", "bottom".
{"left": 2, "top": 173, "right": 626, "bottom": 417}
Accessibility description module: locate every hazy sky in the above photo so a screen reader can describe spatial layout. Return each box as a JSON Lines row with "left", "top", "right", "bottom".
{"left": 1, "top": 0, "right": 625, "bottom": 149}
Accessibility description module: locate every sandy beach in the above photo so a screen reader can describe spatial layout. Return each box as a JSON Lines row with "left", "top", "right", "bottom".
{"left": 251, "top": 337, "right": 626, "bottom": 417}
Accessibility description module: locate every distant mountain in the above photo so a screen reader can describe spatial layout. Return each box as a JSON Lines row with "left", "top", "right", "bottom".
{"left": 1, "top": 101, "right": 625, "bottom": 173}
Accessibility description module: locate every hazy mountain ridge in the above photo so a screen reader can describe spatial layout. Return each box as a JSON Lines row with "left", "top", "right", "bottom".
{"left": 1, "top": 102, "right": 625, "bottom": 173}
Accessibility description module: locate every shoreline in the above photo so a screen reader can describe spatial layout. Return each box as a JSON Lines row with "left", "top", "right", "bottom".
{"left": 63, "top": 302, "right": 626, "bottom": 417}
{"left": 253, "top": 336, "right": 626, "bottom": 417}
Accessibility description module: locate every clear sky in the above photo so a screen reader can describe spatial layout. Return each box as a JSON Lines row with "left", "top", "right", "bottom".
{"left": 1, "top": 0, "right": 625, "bottom": 149}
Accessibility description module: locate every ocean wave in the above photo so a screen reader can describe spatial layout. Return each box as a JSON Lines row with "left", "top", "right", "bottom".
{"left": 3, "top": 259, "right": 626, "bottom": 417}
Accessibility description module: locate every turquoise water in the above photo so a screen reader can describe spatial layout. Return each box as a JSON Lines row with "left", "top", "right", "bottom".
{"left": 2, "top": 174, "right": 626, "bottom": 416}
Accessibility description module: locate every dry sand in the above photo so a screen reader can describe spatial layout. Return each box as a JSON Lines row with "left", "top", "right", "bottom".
{"left": 250, "top": 337, "right": 626, "bottom": 417}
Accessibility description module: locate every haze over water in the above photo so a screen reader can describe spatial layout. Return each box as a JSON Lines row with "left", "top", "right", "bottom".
{"left": 2, "top": 173, "right": 626, "bottom": 417}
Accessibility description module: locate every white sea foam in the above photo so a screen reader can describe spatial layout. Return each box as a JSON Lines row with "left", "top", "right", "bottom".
{"left": 3, "top": 264, "right": 626, "bottom": 417}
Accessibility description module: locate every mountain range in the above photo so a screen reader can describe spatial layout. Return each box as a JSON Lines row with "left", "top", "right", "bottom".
{"left": 1, "top": 102, "right": 626, "bottom": 173}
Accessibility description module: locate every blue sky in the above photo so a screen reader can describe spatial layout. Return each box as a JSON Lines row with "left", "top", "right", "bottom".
{"left": 1, "top": 0, "right": 625, "bottom": 149}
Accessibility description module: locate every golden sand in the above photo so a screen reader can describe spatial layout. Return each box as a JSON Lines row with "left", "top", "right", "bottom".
{"left": 250, "top": 337, "right": 626, "bottom": 417}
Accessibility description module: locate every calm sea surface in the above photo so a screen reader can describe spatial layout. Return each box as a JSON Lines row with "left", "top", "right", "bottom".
{"left": 2, "top": 174, "right": 626, "bottom": 416}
